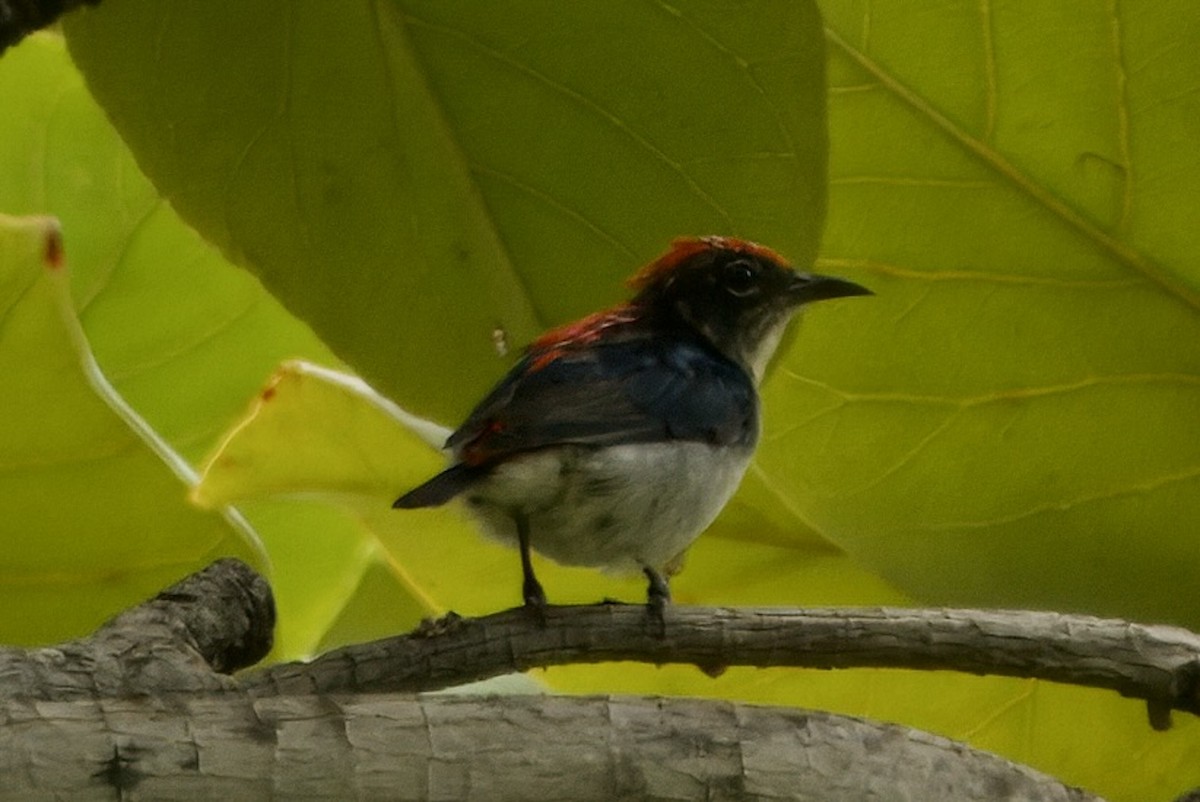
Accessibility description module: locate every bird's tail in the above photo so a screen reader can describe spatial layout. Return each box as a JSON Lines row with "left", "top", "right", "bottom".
{"left": 393, "top": 463, "right": 488, "bottom": 508}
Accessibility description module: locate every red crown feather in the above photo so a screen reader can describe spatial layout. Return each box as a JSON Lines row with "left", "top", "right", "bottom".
{"left": 627, "top": 236, "right": 790, "bottom": 290}
{"left": 526, "top": 237, "right": 789, "bottom": 372}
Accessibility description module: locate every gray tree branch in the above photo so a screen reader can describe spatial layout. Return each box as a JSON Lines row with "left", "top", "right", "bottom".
{"left": 248, "top": 599, "right": 1200, "bottom": 730}
{"left": 7, "top": 559, "right": 1195, "bottom": 799}
{"left": 0, "top": 693, "right": 1099, "bottom": 801}
{"left": 0, "top": 558, "right": 273, "bottom": 699}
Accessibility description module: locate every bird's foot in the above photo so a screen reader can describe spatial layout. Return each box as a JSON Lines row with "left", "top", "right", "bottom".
{"left": 522, "top": 576, "right": 549, "bottom": 625}
{"left": 523, "top": 573, "right": 547, "bottom": 607}
{"left": 414, "top": 611, "right": 464, "bottom": 638}
{"left": 643, "top": 566, "right": 670, "bottom": 638}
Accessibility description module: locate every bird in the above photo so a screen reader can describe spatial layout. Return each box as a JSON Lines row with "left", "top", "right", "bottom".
{"left": 394, "top": 236, "right": 870, "bottom": 611}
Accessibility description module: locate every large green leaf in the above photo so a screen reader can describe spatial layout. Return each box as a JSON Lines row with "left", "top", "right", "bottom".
{"left": 745, "top": 2, "right": 1200, "bottom": 626}
{"left": 0, "top": 34, "right": 370, "bottom": 655}
{"left": 0, "top": 213, "right": 263, "bottom": 644}
{"left": 62, "top": 0, "right": 829, "bottom": 423}
{"left": 0, "top": 33, "right": 338, "bottom": 464}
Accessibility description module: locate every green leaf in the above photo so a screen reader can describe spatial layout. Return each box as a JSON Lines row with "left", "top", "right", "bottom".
{"left": 744, "top": 2, "right": 1200, "bottom": 627}
{"left": 0, "top": 213, "right": 263, "bottom": 644}
{"left": 232, "top": 497, "right": 384, "bottom": 662}
{"left": 0, "top": 33, "right": 365, "bottom": 651}
{"left": 0, "top": 33, "right": 338, "bottom": 465}
{"left": 193, "top": 360, "right": 448, "bottom": 506}
{"left": 62, "top": 0, "right": 829, "bottom": 422}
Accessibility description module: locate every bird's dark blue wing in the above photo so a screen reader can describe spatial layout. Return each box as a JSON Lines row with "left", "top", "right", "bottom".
{"left": 445, "top": 334, "right": 758, "bottom": 466}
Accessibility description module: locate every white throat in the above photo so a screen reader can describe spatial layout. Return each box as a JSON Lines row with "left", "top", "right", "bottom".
{"left": 744, "top": 316, "right": 792, "bottom": 384}
{"left": 681, "top": 300, "right": 801, "bottom": 386}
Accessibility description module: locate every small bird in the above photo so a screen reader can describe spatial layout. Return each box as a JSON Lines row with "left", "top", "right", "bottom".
{"left": 394, "top": 236, "right": 869, "bottom": 610}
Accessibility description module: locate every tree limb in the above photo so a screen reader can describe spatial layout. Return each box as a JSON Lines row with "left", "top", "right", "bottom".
{"left": 0, "top": 693, "right": 1100, "bottom": 801}
{"left": 0, "top": 558, "right": 273, "bottom": 699}
{"left": 7, "top": 559, "right": 1196, "bottom": 799}
{"left": 246, "top": 602, "right": 1200, "bottom": 728}
{"left": 6, "top": 558, "right": 1197, "bottom": 730}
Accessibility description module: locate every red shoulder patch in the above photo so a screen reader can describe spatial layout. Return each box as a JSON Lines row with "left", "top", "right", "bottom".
{"left": 460, "top": 419, "right": 506, "bottom": 466}
{"left": 527, "top": 305, "right": 638, "bottom": 372}
{"left": 627, "top": 236, "right": 790, "bottom": 291}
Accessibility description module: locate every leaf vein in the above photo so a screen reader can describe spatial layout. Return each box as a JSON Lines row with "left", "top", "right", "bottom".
{"left": 380, "top": 2, "right": 544, "bottom": 329}
{"left": 1108, "top": 0, "right": 1135, "bottom": 233}
{"left": 927, "top": 465, "right": 1200, "bottom": 531}
{"left": 651, "top": 0, "right": 796, "bottom": 154}
{"left": 76, "top": 199, "right": 161, "bottom": 315}
{"left": 823, "top": 25, "right": 1200, "bottom": 311}
{"left": 398, "top": 12, "right": 733, "bottom": 227}
{"left": 979, "top": 0, "right": 997, "bottom": 142}
{"left": 780, "top": 371, "right": 1200, "bottom": 407}
{"left": 816, "top": 257, "right": 1144, "bottom": 289}
{"left": 830, "top": 175, "right": 993, "bottom": 189}
{"left": 469, "top": 164, "right": 637, "bottom": 262}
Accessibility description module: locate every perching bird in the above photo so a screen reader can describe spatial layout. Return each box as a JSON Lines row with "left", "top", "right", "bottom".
{"left": 394, "top": 236, "right": 869, "bottom": 610}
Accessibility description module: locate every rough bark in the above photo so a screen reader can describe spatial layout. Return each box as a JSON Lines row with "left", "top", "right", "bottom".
{"left": 247, "top": 603, "right": 1200, "bottom": 729}
{"left": 8, "top": 558, "right": 1195, "bottom": 799}
{"left": 0, "top": 557, "right": 273, "bottom": 699}
{"left": 0, "top": 693, "right": 1099, "bottom": 801}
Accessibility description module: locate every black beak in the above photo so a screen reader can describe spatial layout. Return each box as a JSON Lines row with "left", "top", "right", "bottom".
{"left": 788, "top": 273, "right": 872, "bottom": 304}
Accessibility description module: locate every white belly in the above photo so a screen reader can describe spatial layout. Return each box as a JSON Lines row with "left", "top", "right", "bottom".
{"left": 461, "top": 442, "right": 753, "bottom": 573}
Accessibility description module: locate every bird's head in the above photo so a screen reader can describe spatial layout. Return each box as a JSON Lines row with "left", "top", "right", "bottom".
{"left": 628, "top": 236, "right": 871, "bottom": 383}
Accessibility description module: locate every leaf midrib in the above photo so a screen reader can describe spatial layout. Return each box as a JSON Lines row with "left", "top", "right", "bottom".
{"left": 823, "top": 25, "right": 1200, "bottom": 313}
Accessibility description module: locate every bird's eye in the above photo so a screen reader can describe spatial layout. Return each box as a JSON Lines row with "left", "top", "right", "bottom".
{"left": 722, "top": 259, "right": 759, "bottom": 297}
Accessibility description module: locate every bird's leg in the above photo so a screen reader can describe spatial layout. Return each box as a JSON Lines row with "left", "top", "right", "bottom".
{"left": 643, "top": 565, "right": 670, "bottom": 634}
{"left": 515, "top": 512, "right": 547, "bottom": 609}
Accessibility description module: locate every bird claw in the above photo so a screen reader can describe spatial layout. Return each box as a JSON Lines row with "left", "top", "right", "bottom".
{"left": 522, "top": 574, "right": 547, "bottom": 607}
{"left": 522, "top": 575, "right": 549, "bottom": 626}
{"left": 645, "top": 596, "right": 667, "bottom": 638}
{"left": 643, "top": 566, "right": 670, "bottom": 638}
{"left": 523, "top": 589, "right": 546, "bottom": 607}
{"left": 523, "top": 597, "right": 548, "bottom": 627}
